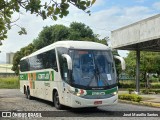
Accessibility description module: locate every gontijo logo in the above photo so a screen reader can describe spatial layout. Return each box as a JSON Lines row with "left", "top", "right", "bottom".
{"left": 38, "top": 73, "right": 49, "bottom": 80}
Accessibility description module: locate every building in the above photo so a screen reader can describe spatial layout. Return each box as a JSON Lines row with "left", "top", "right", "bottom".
{"left": 0, "top": 52, "right": 15, "bottom": 76}
{"left": 0, "top": 64, "right": 15, "bottom": 76}
{"left": 6, "top": 52, "right": 15, "bottom": 64}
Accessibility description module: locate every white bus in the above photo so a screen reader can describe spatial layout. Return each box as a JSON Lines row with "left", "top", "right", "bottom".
{"left": 19, "top": 41, "right": 125, "bottom": 109}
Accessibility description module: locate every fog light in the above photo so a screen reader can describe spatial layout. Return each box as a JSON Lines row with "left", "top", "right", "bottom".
{"left": 76, "top": 93, "right": 81, "bottom": 96}
{"left": 113, "top": 91, "right": 117, "bottom": 95}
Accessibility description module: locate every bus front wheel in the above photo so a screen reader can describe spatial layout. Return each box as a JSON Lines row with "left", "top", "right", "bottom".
{"left": 54, "top": 91, "right": 63, "bottom": 110}
{"left": 26, "top": 88, "right": 32, "bottom": 100}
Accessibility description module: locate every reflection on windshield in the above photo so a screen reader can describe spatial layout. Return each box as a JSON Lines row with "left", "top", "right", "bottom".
{"left": 70, "top": 50, "right": 116, "bottom": 88}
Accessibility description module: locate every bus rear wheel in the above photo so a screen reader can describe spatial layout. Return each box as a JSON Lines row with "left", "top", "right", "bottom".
{"left": 54, "top": 91, "right": 63, "bottom": 110}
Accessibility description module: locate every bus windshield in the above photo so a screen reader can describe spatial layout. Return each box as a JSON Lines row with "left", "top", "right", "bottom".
{"left": 70, "top": 49, "right": 116, "bottom": 88}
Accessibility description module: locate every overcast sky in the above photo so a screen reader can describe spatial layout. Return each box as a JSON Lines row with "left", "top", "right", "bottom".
{"left": 0, "top": 0, "right": 160, "bottom": 63}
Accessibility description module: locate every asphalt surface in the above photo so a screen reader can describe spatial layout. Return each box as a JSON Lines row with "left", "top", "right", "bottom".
{"left": 0, "top": 89, "right": 160, "bottom": 120}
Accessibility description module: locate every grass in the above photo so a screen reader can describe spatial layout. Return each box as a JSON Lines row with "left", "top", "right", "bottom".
{"left": 119, "top": 80, "right": 135, "bottom": 84}
{"left": 151, "top": 82, "right": 160, "bottom": 85}
{"left": 0, "top": 76, "right": 19, "bottom": 89}
{"left": 120, "top": 80, "right": 160, "bottom": 84}
{"left": 141, "top": 97, "right": 154, "bottom": 101}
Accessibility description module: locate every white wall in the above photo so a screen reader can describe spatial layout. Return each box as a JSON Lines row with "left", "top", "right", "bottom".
{"left": 111, "top": 14, "right": 160, "bottom": 48}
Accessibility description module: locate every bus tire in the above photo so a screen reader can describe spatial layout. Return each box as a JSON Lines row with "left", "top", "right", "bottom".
{"left": 26, "top": 87, "right": 32, "bottom": 100}
{"left": 25, "top": 88, "right": 28, "bottom": 98}
{"left": 53, "top": 91, "right": 63, "bottom": 110}
{"left": 24, "top": 86, "right": 26, "bottom": 94}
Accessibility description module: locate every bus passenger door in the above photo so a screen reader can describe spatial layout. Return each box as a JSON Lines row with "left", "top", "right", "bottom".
{"left": 61, "top": 58, "right": 71, "bottom": 105}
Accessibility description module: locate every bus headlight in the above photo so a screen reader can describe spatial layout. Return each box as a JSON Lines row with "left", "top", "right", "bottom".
{"left": 68, "top": 87, "right": 85, "bottom": 96}
{"left": 113, "top": 91, "right": 118, "bottom": 95}
{"left": 76, "top": 93, "right": 81, "bottom": 96}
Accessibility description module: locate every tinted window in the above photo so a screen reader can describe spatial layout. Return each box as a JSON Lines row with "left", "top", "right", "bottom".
{"left": 20, "top": 59, "right": 29, "bottom": 72}
{"left": 42, "top": 49, "right": 57, "bottom": 70}
{"left": 20, "top": 49, "right": 58, "bottom": 72}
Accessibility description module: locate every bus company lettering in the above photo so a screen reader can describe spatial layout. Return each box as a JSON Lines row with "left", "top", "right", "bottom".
{"left": 92, "top": 92, "right": 105, "bottom": 95}
{"left": 38, "top": 73, "right": 49, "bottom": 80}
{"left": 20, "top": 75, "right": 24, "bottom": 80}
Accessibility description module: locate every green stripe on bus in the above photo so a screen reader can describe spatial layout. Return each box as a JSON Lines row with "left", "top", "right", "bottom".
{"left": 19, "top": 71, "right": 54, "bottom": 81}
{"left": 19, "top": 74, "right": 28, "bottom": 80}
{"left": 51, "top": 71, "right": 54, "bottom": 81}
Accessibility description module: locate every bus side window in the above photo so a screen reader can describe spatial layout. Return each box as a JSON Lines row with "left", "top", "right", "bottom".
{"left": 20, "top": 59, "right": 29, "bottom": 72}
{"left": 41, "top": 49, "right": 58, "bottom": 71}
{"left": 49, "top": 50, "right": 58, "bottom": 71}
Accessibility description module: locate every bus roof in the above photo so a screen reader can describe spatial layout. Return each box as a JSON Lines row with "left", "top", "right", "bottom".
{"left": 21, "top": 40, "right": 110, "bottom": 60}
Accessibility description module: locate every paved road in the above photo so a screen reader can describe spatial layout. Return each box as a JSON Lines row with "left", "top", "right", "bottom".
{"left": 0, "top": 89, "right": 159, "bottom": 120}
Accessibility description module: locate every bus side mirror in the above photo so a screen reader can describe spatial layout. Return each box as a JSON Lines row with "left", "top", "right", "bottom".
{"left": 62, "top": 54, "right": 72, "bottom": 70}
{"left": 114, "top": 55, "right": 126, "bottom": 70}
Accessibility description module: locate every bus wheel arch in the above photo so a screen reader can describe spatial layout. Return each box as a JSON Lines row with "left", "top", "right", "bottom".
{"left": 52, "top": 89, "right": 63, "bottom": 110}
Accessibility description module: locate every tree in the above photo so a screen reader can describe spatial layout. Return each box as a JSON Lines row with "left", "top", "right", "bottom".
{"left": 125, "top": 51, "right": 160, "bottom": 84}
{"left": 69, "top": 22, "right": 95, "bottom": 40}
{"left": 12, "top": 22, "right": 107, "bottom": 74}
{"left": 0, "top": 0, "right": 96, "bottom": 44}
{"left": 125, "top": 51, "right": 136, "bottom": 78}
{"left": 33, "top": 22, "right": 107, "bottom": 50}
{"left": 140, "top": 52, "right": 160, "bottom": 82}
{"left": 33, "top": 25, "right": 69, "bottom": 49}
{"left": 12, "top": 43, "right": 35, "bottom": 75}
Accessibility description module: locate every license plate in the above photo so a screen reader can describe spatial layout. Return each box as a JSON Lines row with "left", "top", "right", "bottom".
{"left": 94, "top": 101, "right": 102, "bottom": 105}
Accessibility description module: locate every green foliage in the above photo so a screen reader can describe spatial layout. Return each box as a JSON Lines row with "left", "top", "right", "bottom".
{"left": 141, "top": 89, "right": 160, "bottom": 94}
{"left": 125, "top": 51, "right": 160, "bottom": 82}
{"left": 119, "top": 82, "right": 160, "bottom": 89}
{"left": 33, "top": 25, "right": 69, "bottom": 49}
{"left": 150, "top": 75, "right": 160, "bottom": 82}
{"left": 125, "top": 51, "right": 136, "bottom": 78}
{"left": 69, "top": 22, "right": 95, "bottom": 41}
{"left": 150, "top": 83, "right": 160, "bottom": 89}
{"left": 0, "top": 76, "right": 19, "bottom": 89}
{"left": 119, "top": 82, "right": 136, "bottom": 88}
{"left": 33, "top": 22, "right": 107, "bottom": 50}
{"left": 128, "top": 88, "right": 134, "bottom": 94}
{"left": 155, "top": 90, "right": 160, "bottom": 94}
{"left": 0, "top": 0, "right": 96, "bottom": 43}
{"left": 118, "top": 94, "right": 142, "bottom": 102}
{"left": 12, "top": 43, "right": 35, "bottom": 75}
{"left": 18, "top": 27, "right": 27, "bottom": 35}
{"left": 141, "top": 89, "right": 150, "bottom": 94}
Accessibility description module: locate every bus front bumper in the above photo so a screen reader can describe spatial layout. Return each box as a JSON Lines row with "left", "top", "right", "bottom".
{"left": 70, "top": 94, "right": 118, "bottom": 108}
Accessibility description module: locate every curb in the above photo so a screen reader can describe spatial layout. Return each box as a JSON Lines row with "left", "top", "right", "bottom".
{"left": 119, "top": 100, "right": 160, "bottom": 108}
